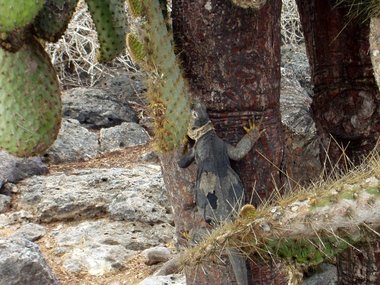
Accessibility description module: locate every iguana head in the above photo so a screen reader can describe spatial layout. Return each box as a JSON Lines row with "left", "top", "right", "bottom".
{"left": 189, "top": 102, "right": 210, "bottom": 129}
{"left": 187, "top": 102, "right": 214, "bottom": 141}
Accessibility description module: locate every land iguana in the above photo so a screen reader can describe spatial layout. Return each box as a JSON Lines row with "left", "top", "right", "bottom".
{"left": 178, "top": 102, "right": 263, "bottom": 285}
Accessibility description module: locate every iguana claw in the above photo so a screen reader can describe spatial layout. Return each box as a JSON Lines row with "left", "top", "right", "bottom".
{"left": 243, "top": 119, "right": 257, "bottom": 133}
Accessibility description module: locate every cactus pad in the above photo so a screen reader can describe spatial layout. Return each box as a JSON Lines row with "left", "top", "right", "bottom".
{"left": 126, "top": 33, "right": 146, "bottom": 65}
{"left": 127, "top": 0, "right": 143, "bottom": 17}
{"left": 0, "top": 0, "right": 46, "bottom": 32}
{"left": 33, "top": 0, "right": 79, "bottom": 42}
{"left": 0, "top": 37, "right": 62, "bottom": 156}
{"left": 130, "top": 0, "right": 191, "bottom": 151}
{"left": 85, "top": 0, "right": 127, "bottom": 62}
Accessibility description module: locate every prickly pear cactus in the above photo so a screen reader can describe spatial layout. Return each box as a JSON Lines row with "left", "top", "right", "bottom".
{"left": 127, "top": 0, "right": 143, "bottom": 17}
{"left": 0, "top": 0, "right": 46, "bottom": 32}
{"left": 85, "top": 0, "right": 127, "bottom": 62}
{"left": 126, "top": 33, "right": 146, "bottom": 66}
{"left": 127, "top": 0, "right": 191, "bottom": 151}
{"left": 0, "top": 37, "right": 62, "bottom": 157}
{"left": 33, "top": 0, "right": 79, "bottom": 42}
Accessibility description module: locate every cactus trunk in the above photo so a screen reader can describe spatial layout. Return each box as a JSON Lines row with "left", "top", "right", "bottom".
{"left": 181, "top": 153, "right": 380, "bottom": 272}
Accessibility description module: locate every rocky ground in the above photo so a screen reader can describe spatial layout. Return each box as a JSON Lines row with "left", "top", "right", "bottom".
{"left": 0, "top": 44, "right": 336, "bottom": 285}
{"left": 0, "top": 73, "right": 185, "bottom": 285}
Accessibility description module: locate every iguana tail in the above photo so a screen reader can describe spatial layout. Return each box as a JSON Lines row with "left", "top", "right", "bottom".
{"left": 227, "top": 249, "right": 248, "bottom": 285}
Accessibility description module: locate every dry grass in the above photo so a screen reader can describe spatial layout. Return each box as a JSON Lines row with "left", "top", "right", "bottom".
{"left": 44, "top": 0, "right": 140, "bottom": 90}
{"left": 281, "top": 0, "right": 304, "bottom": 45}
{"left": 335, "top": 0, "right": 380, "bottom": 22}
{"left": 44, "top": 0, "right": 305, "bottom": 89}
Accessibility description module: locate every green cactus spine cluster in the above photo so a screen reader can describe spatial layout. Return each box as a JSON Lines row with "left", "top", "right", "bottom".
{"left": 266, "top": 236, "right": 355, "bottom": 266}
{"left": 32, "top": 0, "right": 79, "bottom": 42}
{"left": 85, "top": 0, "right": 127, "bottom": 62}
{"left": 127, "top": 0, "right": 143, "bottom": 17}
{"left": 127, "top": 0, "right": 191, "bottom": 151}
{"left": 0, "top": 37, "right": 62, "bottom": 156}
{"left": 126, "top": 33, "right": 146, "bottom": 64}
{"left": 0, "top": 0, "right": 46, "bottom": 32}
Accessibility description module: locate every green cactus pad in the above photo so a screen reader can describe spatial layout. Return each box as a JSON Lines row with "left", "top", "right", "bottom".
{"left": 0, "top": 0, "right": 46, "bottom": 32}
{"left": 85, "top": 0, "right": 127, "bottom": 62}
{"left": 127, "top": 0, "right": 143, "bottom": 17}
{"left": 0, "top": 37, "right": 62, "bottom": 157}
{"left": 127, "top": 33, "right": 146, "bottom": 64}
{"left": 32, "top": 0, "right": 79, "bottom": 42}
{"left": 138, "top": 0, "right": 191, "bottom": 151}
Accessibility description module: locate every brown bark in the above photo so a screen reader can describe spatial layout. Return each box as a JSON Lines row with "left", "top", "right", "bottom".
{"left": 296, "top": 0, "right": 380, "bottom": 164}
{"left": 159, "top": 0, "right": 285, "bottom": 284}
{"left": 295, "top": 1, "right": 380, "bottom": 284}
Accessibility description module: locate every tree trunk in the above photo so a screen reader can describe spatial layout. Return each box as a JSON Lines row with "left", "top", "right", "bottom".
{"left": 295, "top": 1, "right": 380, "bottom": 284}
{"left": 296, "top": 0, "right": 380, "bottom": 164}
{"left": 160, "top": 0, "right": 285, "bottom": 284}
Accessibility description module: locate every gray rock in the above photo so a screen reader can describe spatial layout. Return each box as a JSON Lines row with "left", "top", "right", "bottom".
{"left": 141, "top": 151, "right": 159, "bottom": 162}
{"left": 63, "top": 87, "right": 138, "bottom": 129}
{"left": 50, "top": 219, "right": 175, "bottom": 276}
{"left": 280, "top": 75, "right": 315, "bottom": 138}
{"left": 303, "top": 264, "right": 337, "bottom": 285}
{"left": 16, "top": 165, "right": 167, "bottom": 223}
{"left": 0, "top": 210, "right": 34, "bottom": 228}
{"left": 12, "top": 223, "right": 46, "bottom": 242}
{"left": 142, "top": 246, "right": 172, "bottom": 265}
{"left": 99, "top": 122, "right": 150, "bottom": 152}
{"left": 0, "top": 237, "right": 59, "bottom": 285}
{"left": 45, "top": 119, "right": 99, "bottom": 163}
{"left": 0, "top": 194, "right": 11, "bottom": 213}
{"left": 0, "top": 151, "right": 48, "bottom": 184}
{"left": 109, "top": 191, "right": 170, "bottom": 224}
{"left": 280, "top": 74, "right": 321, "bottom": 185}
{"left": 138, "top": 274, "right": 186, "bottom": 285}
{"left": 281, "top": 43, "right": 312, "bottom": 94}
{"left": 95, "top": 73, "right": 146, "bottom": 104}
{"left": 52, "top": 219, "right": 174, "bottom": 252}
{"left": 154, "top": 255, "right": 181, "bottom": 276}
{"left": 62, "top": 244, "right": 132, "bottom": 275}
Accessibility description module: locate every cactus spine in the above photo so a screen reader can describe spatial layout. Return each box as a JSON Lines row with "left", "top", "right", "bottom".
{"left": 127, "top": 0, "right": 191, "bottom": 151}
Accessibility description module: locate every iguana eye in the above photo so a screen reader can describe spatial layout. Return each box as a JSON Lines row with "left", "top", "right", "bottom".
{"left": 191, "top": 110, "right": 198, "bottom": 118}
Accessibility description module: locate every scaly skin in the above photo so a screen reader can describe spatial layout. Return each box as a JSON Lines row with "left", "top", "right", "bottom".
{"left": 178, "top": 102, "right": 263, "bottom": 285}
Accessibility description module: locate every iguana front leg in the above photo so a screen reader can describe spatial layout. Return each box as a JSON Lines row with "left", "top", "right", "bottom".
{"left": 178, "top": 146, "right": 195, "bottom": 168}
{"left": 227, "top": 120, "right": 264, "bottom": 161}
